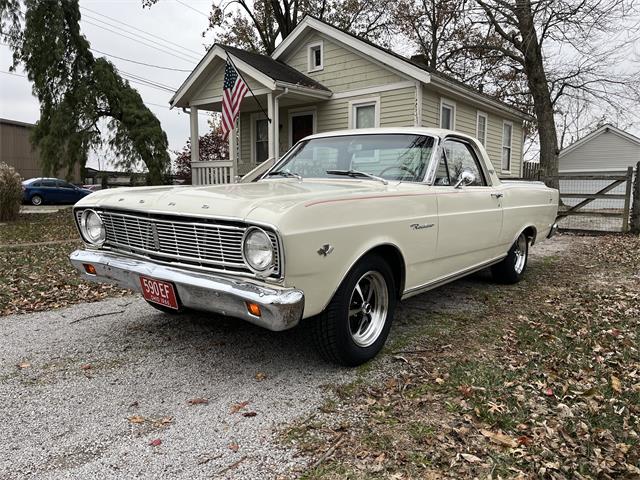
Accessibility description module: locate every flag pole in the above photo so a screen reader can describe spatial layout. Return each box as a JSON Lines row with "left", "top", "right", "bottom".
{"left": 224, "top": 49, "right": 272, "bottom": 124}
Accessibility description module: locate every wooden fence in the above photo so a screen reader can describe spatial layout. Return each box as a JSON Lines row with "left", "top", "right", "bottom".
{"left": 554, "top": 167, "right": 634, "bottom": 232}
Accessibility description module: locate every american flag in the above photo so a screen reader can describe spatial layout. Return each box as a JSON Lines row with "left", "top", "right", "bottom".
{"left": 221, "top": 60, "right": 248, "bottom": 139}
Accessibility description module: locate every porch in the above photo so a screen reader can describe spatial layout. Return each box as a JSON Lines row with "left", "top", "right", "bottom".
{"left": 170, "top": 45, "right": 331, "bottom": 185}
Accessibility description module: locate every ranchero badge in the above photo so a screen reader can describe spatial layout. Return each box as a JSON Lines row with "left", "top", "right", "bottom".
{"left": 317, "top": 244, "right": 334, "bottom": 256}
{"left": 410, "top": 223, "right": 434, "bottom": 230}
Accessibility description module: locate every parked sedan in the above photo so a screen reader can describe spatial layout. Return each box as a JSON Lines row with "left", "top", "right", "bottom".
{"left": 22, "top": 178, "right": 92, "bottom": 206}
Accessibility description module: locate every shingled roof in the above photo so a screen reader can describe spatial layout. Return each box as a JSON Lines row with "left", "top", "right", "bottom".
{"left": 221, "top": 45, "right": 330, "bottom": 92}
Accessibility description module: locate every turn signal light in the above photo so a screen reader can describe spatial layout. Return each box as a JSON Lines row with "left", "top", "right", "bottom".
{"left": 246, "top": 302, "right": 262, "bottom": 317}
{"left": 83, "top": 263, "right": 97, "bottom": 275}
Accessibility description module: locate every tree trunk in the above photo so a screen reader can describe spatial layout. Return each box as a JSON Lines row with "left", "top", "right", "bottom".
{"left": 515, "top": 1, "right": 559, "bottom": 191}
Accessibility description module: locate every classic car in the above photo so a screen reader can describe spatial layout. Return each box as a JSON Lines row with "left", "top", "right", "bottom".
{"left": 69, "top": 128, "right": 559, "bottom": 366}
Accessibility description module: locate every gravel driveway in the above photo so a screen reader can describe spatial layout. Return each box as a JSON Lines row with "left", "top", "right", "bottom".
{"left": 0, "top": 236, "right": 571, "bottom": 479}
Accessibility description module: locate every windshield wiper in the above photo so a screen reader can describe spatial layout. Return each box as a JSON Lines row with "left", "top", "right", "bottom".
{"left": 325, "top": 169, "right": 388, "bottom": 185}
{"left": 266, "top": 170, "right": 303, "bottom": 181}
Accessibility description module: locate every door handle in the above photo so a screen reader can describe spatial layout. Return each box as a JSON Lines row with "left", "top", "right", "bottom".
{"left": 491, "top": 192, "right": 504, "bottom": 199}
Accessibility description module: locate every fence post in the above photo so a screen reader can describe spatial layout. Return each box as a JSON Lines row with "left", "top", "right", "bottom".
{"left": 631, "top": 162, "right": 640, "bottom": 234}
{"left": 622, "top": 166, "right": 633, "bottom": 232}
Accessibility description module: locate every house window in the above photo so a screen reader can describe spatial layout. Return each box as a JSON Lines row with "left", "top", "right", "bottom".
{"left": 502, "top": 121, "right": 513, "bottom": 172}
{"left": 440, "top": 99, "right": 456, "bottom": 129}
{"left": 307, "top": 41, "right": 323, "bottom": 72}
{"left": 476, "top": 112, "right": 487, "bottom": 146}
{"left": 255, "top": 118, "right": 269, "bottom": 163}
{"left": 349, "top": 98, "right": 380, "bottom": 129}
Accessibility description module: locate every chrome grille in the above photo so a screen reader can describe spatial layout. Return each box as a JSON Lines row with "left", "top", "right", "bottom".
{"left": 75, "top": 209, "right": 281, "bottom": 277}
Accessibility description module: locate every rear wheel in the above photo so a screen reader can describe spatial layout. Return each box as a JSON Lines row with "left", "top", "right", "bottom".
{"left": 491, "top": 233, "right": 528, "bottom": 284}
{"left": 31, "top": 195, "right": 43, "bottom": 206}
{"left": 314, "top": 255, "right": 396, "bottom": 366}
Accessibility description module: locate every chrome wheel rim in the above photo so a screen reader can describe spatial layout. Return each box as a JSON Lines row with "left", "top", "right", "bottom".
{"left": 348, "top": 271, "right": 389, "bottom": 347}
{"left": 32, "top": 196, "right": 41, "bottom": 206}
{"left": 514, "top": 235, "right": 527, "bottom": 274}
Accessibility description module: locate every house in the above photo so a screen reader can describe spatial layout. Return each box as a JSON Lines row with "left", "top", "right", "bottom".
{"left": 559, "top": 124, "right": 640, "bottom": 211}
{"left": 0, "top": 117, "right": 81, "bottom": 183}
{"left": 170, "top": 15, "right": 532, "bottom": 185}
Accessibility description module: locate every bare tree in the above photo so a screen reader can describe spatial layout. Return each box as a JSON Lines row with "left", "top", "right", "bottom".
{"left": 143, "top": 0, "right": 395, "bottom": 54}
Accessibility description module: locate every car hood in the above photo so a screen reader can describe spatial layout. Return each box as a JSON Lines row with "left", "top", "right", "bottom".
{"left": 75, "top": 179, "right": 395, "bottom": 220}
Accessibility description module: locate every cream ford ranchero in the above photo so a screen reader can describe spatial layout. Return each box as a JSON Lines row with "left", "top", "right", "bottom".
{"left": 70, "top": 128, "right": 559, "bottom": 366}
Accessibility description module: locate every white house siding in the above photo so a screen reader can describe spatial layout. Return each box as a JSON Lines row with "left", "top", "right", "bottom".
{"left": 284, "top": 32, "right": 404, "bottom": 93}
{"left": 559, "top": 130, "right": 640, "bottom": 173}
{"left": 421, "top": 85, "right": 523, "bottom": 177}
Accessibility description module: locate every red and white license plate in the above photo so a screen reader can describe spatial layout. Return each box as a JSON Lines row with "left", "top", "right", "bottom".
{"left": 139, "top": 275, "right": 179, "bottom": 310}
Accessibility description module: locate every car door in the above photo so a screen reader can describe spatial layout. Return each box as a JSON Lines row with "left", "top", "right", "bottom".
{"left": 39, "top": 179, "right": 59, "bottom": 203}
{"left": 57, "top": 180, "right": 80, "bottom": 203}
{"left": 431, "top": 137, "right": 504, "bottom": 277}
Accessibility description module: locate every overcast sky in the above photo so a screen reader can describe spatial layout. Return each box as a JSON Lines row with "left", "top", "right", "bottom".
{"left": 0, "top": 0, "right": 216, "bottom": 169}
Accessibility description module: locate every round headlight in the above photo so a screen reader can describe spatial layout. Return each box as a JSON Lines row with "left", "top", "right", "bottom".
{"left": 242, "top": 227, "right": 274, "bottom": 273}
{"left": 80, "top": 209, "right": 106, "bottom": 246}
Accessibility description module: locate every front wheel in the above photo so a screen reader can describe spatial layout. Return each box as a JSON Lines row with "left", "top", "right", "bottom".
{"left": 31, "top": 195, "right": 43, "bottom": 206}
{"left": 491, "top": 233, "right": 528, "bottom": 284}
{"left": 313, "top": 255, "right": 396, "bottom": 366}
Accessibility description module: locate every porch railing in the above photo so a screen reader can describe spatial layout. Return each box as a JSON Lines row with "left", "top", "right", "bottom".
{"left": 191, "top": 160, "right": 235, "bottom": 186}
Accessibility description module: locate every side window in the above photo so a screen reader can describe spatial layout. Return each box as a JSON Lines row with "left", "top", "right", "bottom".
{"left": 31, "top": 181, "right": 41, "bottom": 187}
{"left": 58, "top": 181, "right": 75, "bottom": 189}
{"left": 441, "top": 140, "right": 486, "bottom": 186}
{"left": 41, "top": 180, "right": 57, "bottom": 188}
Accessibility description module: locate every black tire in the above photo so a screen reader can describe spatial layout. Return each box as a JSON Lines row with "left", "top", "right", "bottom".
{"left": 31, "top": 195, "right": 43, "bottom": 206}
{"left": 313, "top": 254, "right": 397, "bottom": 367}
{"left": 491, "top": 233, "right": 528, "bottom": 284}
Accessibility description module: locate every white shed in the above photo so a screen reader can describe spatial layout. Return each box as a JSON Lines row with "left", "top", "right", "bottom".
{"left": 558, "top": 124, "right": 639, "bottom": 212}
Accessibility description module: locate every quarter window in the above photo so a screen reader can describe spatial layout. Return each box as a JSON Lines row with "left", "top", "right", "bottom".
{"left": 502, "top": 122, "right": 513, "bottom": 172}
{"left": 439, "top": 140, "right": 486, "bottom": 186}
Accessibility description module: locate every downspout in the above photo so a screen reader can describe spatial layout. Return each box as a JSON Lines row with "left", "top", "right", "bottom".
{"left": 273, "top": 88, "right": 289, "bottom": 161}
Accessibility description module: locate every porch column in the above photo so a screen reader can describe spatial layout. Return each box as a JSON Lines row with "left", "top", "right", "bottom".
{"left": 190, "top": 106, "right": 199, "bottom": 163}
{"left": 267, "top": 92, "right": 275, "bottom": 160}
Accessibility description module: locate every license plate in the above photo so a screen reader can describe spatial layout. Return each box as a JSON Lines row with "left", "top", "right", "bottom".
{"left": 139, "top": 275, "right": 179, "bottom": 310}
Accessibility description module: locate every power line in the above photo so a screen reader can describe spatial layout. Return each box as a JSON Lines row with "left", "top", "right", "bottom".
{"left": 79, "top": 5, "right": 203, "bottom": 57}
{"left": 174, "top": 0, "right": 210, "bottom": 18}
{"left": 81, "top": 19, "right": 199, "bottom": 64}
{"left": 91, "top": 48, "right": 192, "bottom": 72}
{"left": 81, "top": 13, "right": 200, "bottom": 62}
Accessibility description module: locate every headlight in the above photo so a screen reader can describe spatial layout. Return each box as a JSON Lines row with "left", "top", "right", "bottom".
{"left": 80, "top": 209, "right": 106, "bottom": 246}
{"left": 242, "top": 227, "right": 274, "bottom": 273}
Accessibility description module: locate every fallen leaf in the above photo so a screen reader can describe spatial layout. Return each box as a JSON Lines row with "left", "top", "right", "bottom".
{"left": 480, "top": 429, "right": 518, "bottom": 448}
{"left": 149, "top": 438, "right": 161, "bottom": 447}
{"left": 611, "top": 375, "right": 622, "bottom": 393}
{"left": 128, "top": 415, "right": 145, "bottom": 424}
{"left": 228, "top": 441, "right": 239, "bottom": 452}
{"left": 17, "top": 362, "right": 30, "bottom": 369}
{"left": 544, "top": 387, "right": 554, "bottom": 396}
{"left": 242, "top": 411, "right": 257, "bottom": 417}
{"left": 435, "top": 378, "right": 445, "bottom": 385}
{"left": 461, "top": 453, "right": 482, "bottom": 463}
{"left": 80, "top": 364, "right": 92, "bottom": 370}
{"left": 188, "top": 397, "right": 209, "bottom": 405}
{"left": 230, "top": 401, "right": 249, "bottom": 414}
{"left": 255, "top": 372, "right": 267, "bottom": 381}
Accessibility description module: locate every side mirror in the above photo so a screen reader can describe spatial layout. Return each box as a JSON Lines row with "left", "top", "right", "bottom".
{"left": 454, "top": 170, "right": 476, "bottom": 189}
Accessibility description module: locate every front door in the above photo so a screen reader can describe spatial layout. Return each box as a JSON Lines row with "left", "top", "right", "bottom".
{"left": 432, "top": 137, "right": 503, "bottom": 276}
{"left": 290, "top": 113, "right": 314, "bottom": 145}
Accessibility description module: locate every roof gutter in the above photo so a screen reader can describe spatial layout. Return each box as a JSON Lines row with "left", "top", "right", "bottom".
{"left": 275, "top": 81, "right": 332, "bottom": 99}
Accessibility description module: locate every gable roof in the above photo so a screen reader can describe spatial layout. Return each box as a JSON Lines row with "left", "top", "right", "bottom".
{"left": 170, "top": 44, "right": 330, "bottom": 107}
{"left": 273, "top": 15, "right": 533, "bottom": 121}
{"left": 560, "top": 124, "right": 640, "bottom": 157}
{"left": 221, "top": 45, "right": 329, "bottom": 92}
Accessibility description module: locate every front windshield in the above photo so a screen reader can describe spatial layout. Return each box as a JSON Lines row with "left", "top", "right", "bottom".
{"left": 272, "top": 134, "right": 435, "bottom": 182}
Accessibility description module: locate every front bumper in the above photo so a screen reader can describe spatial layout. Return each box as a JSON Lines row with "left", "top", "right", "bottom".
{"left": 69, "top": 249, "right": 304, "bottom": 331}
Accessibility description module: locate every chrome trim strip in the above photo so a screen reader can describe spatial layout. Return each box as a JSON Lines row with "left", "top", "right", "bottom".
{"left": 401, "top": 254, "right": 507, "bottom": 299}
{"left": 69, "top": 249, "right": 303, "bottom": 331}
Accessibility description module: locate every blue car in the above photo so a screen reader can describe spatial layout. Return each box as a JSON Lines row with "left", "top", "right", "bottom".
{"left": 22, "top": 178, "right": 93, "bottom": 206}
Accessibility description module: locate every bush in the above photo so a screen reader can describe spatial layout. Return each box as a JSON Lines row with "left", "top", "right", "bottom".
{"left": 0, "top": 163, "right": 22, "bottom": 221}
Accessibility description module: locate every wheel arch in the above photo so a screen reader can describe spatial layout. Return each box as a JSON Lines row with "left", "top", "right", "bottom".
{"left": 521, "top": 225, "right": 538, "bottom": 245}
